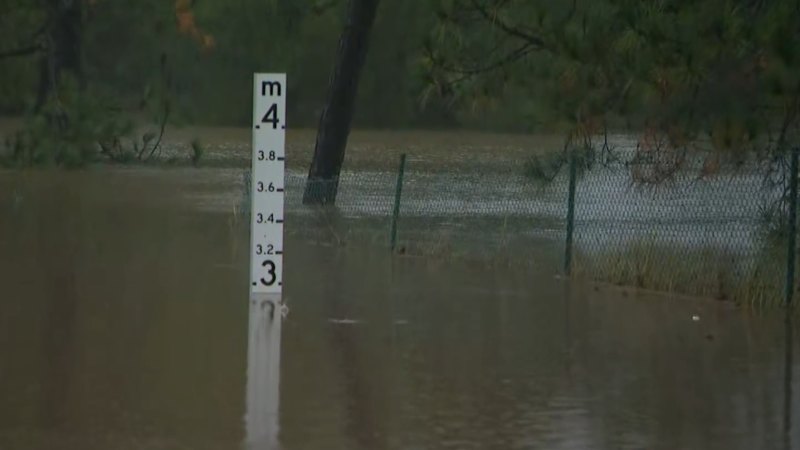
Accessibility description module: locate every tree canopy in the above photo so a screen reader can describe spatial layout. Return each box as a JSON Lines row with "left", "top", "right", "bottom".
{"left": 424, "top": 0, "right": 800, "bottom": 181}
{"left": 0, "top": 0, "right": 449, "bottom": 128}
{"left": 1, "top": 0, "right": 799, "bottom": 170}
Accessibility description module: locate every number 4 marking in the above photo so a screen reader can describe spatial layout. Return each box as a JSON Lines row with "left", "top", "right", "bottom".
{"left": 261, "top": 104, "right": 279, "bottom": 129}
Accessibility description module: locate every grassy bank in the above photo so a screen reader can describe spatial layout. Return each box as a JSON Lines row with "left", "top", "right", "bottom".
{"left": 572, "top": 239, "right": 790, "bottom": 310}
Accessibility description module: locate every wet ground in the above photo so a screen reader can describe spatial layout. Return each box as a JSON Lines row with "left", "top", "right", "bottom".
{"left": 0, "top": 170, "right": 798, "bottom": 449}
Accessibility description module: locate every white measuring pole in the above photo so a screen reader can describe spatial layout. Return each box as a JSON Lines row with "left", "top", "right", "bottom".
{"left": 250, "top": 73, "right": 286, "bottom": 295}
{"left": 246, "top": 73, "right": 286, "bottom": 450}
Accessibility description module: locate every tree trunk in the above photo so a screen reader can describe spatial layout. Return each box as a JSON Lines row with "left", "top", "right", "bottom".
{"left": 302, "top": 0, "right": 380, "bottom": 205}
{"left": 35, "top": 0, "right": 84, "bottom": 113}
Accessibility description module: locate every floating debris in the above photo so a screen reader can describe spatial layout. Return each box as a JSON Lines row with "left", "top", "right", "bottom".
{"left": 328, "top": 318, "right": 361, "bottom": 325}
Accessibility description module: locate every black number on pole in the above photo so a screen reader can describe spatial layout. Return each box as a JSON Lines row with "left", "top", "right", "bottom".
{"left": 256, "top": 213, "right": 277, "bottom": 223}
{"left": 256, "top": 182, "right": 274, "bottom": 193}
{"left": 257, "top": 150, "right": 275, "bottom": 161}
{"left": 256, "top": 244, "right": 274, "bottom": 256}
{"left": 260, "top": 260, "right": 277, "bottom": 286}
{"left": 261, "top": 104, "right": 279, "bottom": 129}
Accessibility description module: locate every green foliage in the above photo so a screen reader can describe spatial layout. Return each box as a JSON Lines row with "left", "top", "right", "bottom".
{"left": 0, "top": 0, "right": 460, "bottom": 130}
{"left": 1, "top": 78, "right": 124, "bottom": 168}
{"left": 0, "top": 69, "right": 172, "bottom": 168}
{"left": 427, "top": 0, "right": 800, "bottom": 158}
{"left": 0, "top": 0, "right": 44, "bottom": 113}
{"left": 4, "top": 0, "right": 799, "bottom": 138}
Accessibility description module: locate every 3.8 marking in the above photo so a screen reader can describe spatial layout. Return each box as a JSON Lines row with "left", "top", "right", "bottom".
{"left": 257, "top": 150, "right": 278, "bottom": 161}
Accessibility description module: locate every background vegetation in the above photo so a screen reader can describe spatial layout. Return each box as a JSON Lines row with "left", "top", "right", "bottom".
{"left": 0, "top": 0, "right": 464, "bottom": 131}
{"left": 2, "top": 1, "right": 798, "bottom": 149}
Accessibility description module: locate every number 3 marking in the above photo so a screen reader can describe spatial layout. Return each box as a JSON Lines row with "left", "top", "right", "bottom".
{"left": 260, "top": 259, "right": 277, "bottom": 286}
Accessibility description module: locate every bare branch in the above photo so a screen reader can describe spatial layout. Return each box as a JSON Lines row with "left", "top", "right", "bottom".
{"left": 145, "top": 101, "right": 170, "bottom": 161}
{"left": 430, "top": 41, "right": 537, "bottom": 77}
{"left": 467, "top": 0, "right": 546, "bottom": 48}
{"left": 0, "top": 43, "right": 42, "bottom": 60}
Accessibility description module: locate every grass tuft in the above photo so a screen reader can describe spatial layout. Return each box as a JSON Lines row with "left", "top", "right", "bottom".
{"left": 573, "top": 239, "right": 788, "bottom": 309}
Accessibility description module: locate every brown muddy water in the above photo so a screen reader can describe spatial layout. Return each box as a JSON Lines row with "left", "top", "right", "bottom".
{"left": 0, "top": 170, "right": 798, "bottom": 450}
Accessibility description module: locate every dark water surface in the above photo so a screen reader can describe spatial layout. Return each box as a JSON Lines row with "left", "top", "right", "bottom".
{"left": 1, "top": 170, "right": 798, "bottom": 450}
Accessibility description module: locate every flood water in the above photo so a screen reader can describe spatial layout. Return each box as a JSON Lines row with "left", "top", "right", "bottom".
{"left": 1, "top": 170, "right": 799, "bottom": 450}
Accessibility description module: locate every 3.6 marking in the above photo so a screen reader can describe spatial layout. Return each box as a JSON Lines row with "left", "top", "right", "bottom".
{"left": 255, "top": 182, "right": 284, "bottom": 193}
{"left": 256, "top": 182, "right": 277, "bottom": 193}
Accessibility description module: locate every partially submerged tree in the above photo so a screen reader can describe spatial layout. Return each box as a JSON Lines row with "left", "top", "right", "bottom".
{"left": 303, "top": 0, "right": 381, "bottom": 205}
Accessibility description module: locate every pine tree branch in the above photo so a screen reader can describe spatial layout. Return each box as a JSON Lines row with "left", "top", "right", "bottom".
{"left": 430, "top": 42, "right": 537, "bottom": 77}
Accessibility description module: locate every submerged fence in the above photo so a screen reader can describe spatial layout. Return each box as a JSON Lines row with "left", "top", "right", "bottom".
{"left": 245, "top": 148, "right": 800, "bottom": 308}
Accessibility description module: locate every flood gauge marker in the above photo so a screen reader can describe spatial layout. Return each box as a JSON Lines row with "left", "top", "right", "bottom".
{"left": 250, "top": 73, "right": 286, "bottom": 295}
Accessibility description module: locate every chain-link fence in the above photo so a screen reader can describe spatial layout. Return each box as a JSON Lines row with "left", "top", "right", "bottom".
{"left": 569, "top": 158, "right": 789, "bottom": 307}
{"left": 275, "top": 161, "right": 570, "bottom": 270}
{"left": 243, "top": 148, "right": 799, "bottom": 309}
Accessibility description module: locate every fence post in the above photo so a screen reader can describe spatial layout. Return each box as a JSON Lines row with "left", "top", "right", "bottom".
{"left": 564, "top": 150, "right": 578, "bottom": 275}
{"left": 390, "top": 153, "right": 407, "bottom": 252}
{"left": 785, "top": 146, "right": 799, "bottom": 307}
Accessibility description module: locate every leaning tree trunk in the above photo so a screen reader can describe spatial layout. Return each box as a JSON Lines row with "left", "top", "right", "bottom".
{"left": 35, "top": 0, "right": 84, "bottom": 113}
{"left": 302, "top": 0, "right": 380, "bottom": 205}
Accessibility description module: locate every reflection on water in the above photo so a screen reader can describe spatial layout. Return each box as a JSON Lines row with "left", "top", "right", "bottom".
{"left": 785, "top": 312, "right": 795, "bottom": 449}
{"left": 246, "top": 295, "right": 282, "bottom": 450}
{"left": 0, "top": 170, "right": 799, "bottom": 450}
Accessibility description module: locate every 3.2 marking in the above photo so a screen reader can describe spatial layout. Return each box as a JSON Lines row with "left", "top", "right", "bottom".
{"left": 256, "top": 244, "right": 276, "bottom": 256}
